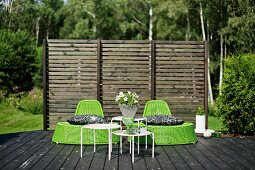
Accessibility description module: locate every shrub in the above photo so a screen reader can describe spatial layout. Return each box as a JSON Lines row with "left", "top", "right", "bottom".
{"left": 216, "top": 54, "right": 255, "bottom": 135}
{"left": 6, "top": 88, "right": 43, "bottom": 115}
{"left": 0, "top": 29, "right": 37, "bottom": 94}
{"left": 208, "top": 104, "right": 217, "bottom": 117}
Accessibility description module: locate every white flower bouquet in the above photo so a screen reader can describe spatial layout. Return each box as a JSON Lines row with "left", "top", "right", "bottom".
{"left": 115, "top": 91, "right": 139, "bottom": 106}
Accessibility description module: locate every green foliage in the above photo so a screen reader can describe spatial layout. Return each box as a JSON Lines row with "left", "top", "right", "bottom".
{"left": 208, "top": 104, "right": 217, "bottom": 117}
{"left": 6, "top": 88, "right": 43, "bottom": 115}
{"left": 223, "top": 0, "right": 255, "bottom": 53}
{"left": 0, "top": 29, "right": 37, "bottom": 94}
{"left": 196, "top": 107, "right": 205, "bottom": 115}
{"left": 216, "top": 54, "right": 255, "bottom": 135}
{"left": 33, "top": 46, "right": 43, "bottom": 88}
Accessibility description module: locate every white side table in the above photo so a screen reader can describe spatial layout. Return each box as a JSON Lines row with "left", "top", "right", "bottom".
{"left": 80, "top": 123, "right": 121, "bottom": 160}
{"left": 112, "top": 130, "right": 154, "bottom": 163}
{"left": 111, "top": 116, "right": 147, "bottom": 153}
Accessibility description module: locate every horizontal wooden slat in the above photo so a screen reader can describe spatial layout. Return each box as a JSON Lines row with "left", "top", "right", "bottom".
{"left": 156, "top": 48, "right": 204, "bottom": 52}
{"left": 49, "top": 51, "right": 97, "bottom": 55}
{"left": 157, "top": 64, "right": 204, "bottom": 69}
{"left": 155, "top": 41, "right": 204, "bottom": 44}
{"left": 48, "top": 39, "right": 97, "bottom": 43}
{"left": 156, "top": 69, "right": 204, "bottom": 73}
{"left": 156, "top": 56, "right": 204, "bottom": 61}
{"left": 102, "top": 60, "right": 149, "bottom": 64}
{"left": 102, "top": 52, "right": 150, "bottom": 56}
{"left": 49, "top": 47, "right": 97, "bottom": 51}
{"left": 48, "top": 60, "right": 97, "bottom": 64}
{"left": 102, "top": 44, "right": 150, "bottom": 48}
{"left": 103, "top": 48, "right": 150, "bottom": 52}
{"left": 101, "top": 40, "right": 149, "bottom": 44}
{"left": 103, "top": 56, "right": 149, "bottom": 60}
{"left": 48, "top": 43, "right": 97, "bottom": 47}
{"left": 49, "top": 56, "right": 97, "bottom": 60}
{"left": 157, "top": 53, "right": 204, "bottom": 57}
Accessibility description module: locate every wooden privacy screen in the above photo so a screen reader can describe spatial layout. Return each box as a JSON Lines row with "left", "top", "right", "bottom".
{"left": 43, "top": 39, "right": 208, "bottom": 130}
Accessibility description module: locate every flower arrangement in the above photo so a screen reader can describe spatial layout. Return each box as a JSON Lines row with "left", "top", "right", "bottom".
{"left": 115, "top": 91, "right": 139, "bottom": 106}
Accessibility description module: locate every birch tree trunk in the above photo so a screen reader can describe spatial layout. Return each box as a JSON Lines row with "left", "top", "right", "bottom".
{"left": 149, "top": 2, "right": 153, "bottom": 41}
{"left": 199, "top": 1, "right": 214, "bottom": 105}
{"left": 35, "top": 17, "right": 41, "bottom": 46}
{"left": 186, "top": 10, "right": 191, "bottom": 40}
{"left": 7, "top": 0, "right": 15, "bottom": 28}
{"left": 219, "top": 34, "right": 224, "bottom": 95}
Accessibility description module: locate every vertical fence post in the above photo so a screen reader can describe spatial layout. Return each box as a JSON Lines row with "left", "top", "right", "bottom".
{"left": 151, "top": 40, "right": 156, "bottom": 100}
{"left": 97, "top": 39, "right": 102, "bottom": 103}
{"left": 204, "top": 41, "right": 209, "bottom": 129}
{"left": 43, "top": 39, "right": 48, "bottom": 130}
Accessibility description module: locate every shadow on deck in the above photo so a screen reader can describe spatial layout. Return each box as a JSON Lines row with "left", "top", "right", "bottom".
{"left": 0, "top": 130, "right": 254, "bottom": 170}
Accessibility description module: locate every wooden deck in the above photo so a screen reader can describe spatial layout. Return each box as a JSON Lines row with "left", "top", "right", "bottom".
{"left": 0, "top": 131, "right": 254, "bottom": 170}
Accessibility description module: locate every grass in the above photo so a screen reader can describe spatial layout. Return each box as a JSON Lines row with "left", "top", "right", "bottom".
{"left": 208, "top": 116, "right": 226, "bottom": 132}
{"left": 0, "top": 101, "right": 43, "bottom": 134}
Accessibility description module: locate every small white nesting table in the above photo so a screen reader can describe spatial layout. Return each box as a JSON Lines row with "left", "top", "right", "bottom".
{"left": 80, "top": 123, "right": 121, "bottom": 160}
{"left": 112, "top": 130, "right": 154, "bottom": 163}
{"left": 111, "top": 116, "right": 148, "bottom": 153}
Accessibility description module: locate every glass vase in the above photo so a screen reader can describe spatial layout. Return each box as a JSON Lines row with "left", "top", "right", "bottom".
{"left": 118, "top": 104, "right": 138, "bottom": 118}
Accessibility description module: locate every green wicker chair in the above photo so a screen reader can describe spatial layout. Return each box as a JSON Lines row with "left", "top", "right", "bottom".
{"left": 142, "top": 100, "right": 197, "bottom": 145}
{"left": 52, "top": 100, "right": 120, "bottom": 144}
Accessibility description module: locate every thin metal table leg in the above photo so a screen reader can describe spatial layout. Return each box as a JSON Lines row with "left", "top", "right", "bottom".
{"left": 152, "top": 133, "right": 154, "bottom": 158}
{"left": 146, "top": 135, "right": 147, "bottom": 149}
{"left": 93, "top": 129, "right": 96, "bottom": 153}
{"left": 132, "top": 136, "right": 135, "bottom": 163}
{"left": 120, "top": 135, "right": 122, "bottom": 154}
{"left": 108, "top": 129, "right": 111, "bottom": 160}
{"left": 80, "top": 127, "right": 83, "bottom": 157}
{"left": 138, "top": 120, "right": 140, "bottom": 154}
{"left": 130, "top": 139, "right": 131, "bottom": 154}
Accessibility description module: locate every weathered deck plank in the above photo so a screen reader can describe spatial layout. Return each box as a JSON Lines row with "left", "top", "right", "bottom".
{"left": 1, "top": 132, "right": 51, "bottom": 170}
{"left": 0, "top": 131, "right": 254, "bottom": 170}
{"left": 0, "top": 131, "right": 49, "bottom": 169}
{"left": 199, "top": 137, "right": 245, "bottom": 170}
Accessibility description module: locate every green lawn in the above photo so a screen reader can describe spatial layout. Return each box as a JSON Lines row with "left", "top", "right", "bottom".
{"left": 0, "top": 102, "right": 43, "bottom": 134}
{"left": 208, "top": 116, "right": 226, "bottom": 132}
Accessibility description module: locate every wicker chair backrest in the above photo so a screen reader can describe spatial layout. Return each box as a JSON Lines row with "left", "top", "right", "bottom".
{"left": 143, "top": 100, "right": 172, "bottom": 117}
{"left": 75, "top": 100, "right": 104, "bottom": 117}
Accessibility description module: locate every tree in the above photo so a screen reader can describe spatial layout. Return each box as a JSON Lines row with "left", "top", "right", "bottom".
{"left": 0, "top": 30, "right": 37, "bottom": 94}
{"left": 223, "top": 0, "right": 255, "bottom": 54}
{"left": 59, "top": 0, "right": 120, "bottom": 39}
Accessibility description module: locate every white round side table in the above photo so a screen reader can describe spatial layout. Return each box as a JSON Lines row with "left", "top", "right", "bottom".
{"left": 112, "top": 129, "right": 154, "bottom": 163}
{"left": 80, "top": 123, "right": 121, "bottom": 160}
{"left": 111, "top": 116, "right": 148, "bottom": 153}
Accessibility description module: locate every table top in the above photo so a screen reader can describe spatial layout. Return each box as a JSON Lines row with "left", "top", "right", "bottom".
{"left": 111, "top": 116, "right": 146, "bottom": 121}
{"left": 82, "top": 123, "right": 121, "bottom": 130}
{"left": 113, "top": 130, "right": 152, "bottom": 137}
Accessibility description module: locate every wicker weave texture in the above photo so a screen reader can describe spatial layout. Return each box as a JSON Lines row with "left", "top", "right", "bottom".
{"left": 147, "top": 123, "right": 197, "bottom": 145}
{"left": 75, "top": 100, "right": 104, "bottom": 117}
{"left": 143, "top": 100, "right": 172, "bottom": 117}
{"left": 52, "top": 122, "right": 120, "bottom": 144}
